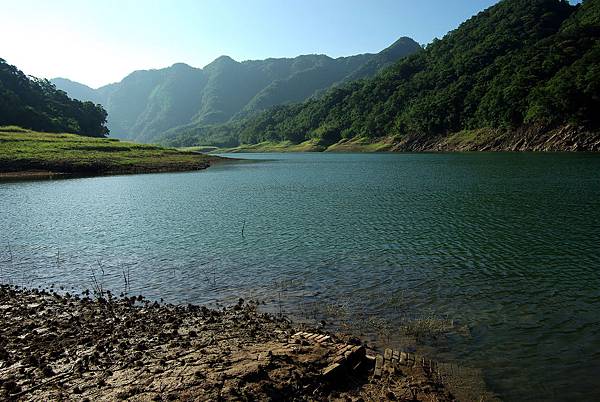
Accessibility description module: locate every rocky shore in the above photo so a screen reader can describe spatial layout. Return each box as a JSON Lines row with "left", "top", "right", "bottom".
{"left": 0, "top": 285, "right": 460, "bottom": 401}
{"left": 393, "top": 124, "right": 600, "bottom": 152}
{"left": 216, "top": 124, "right": 600, "bottom": 154}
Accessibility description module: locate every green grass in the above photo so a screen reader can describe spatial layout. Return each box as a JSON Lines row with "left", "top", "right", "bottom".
{"left": 440, "top": 128, "right": 502, "bottom": 150}
{"left": 324, "top": 136, "right": 396, "bottom": 152}
{"left": 0, "top": 127, "right": 219, "bottom": 178}
{"left": 216, "top": 140, "right": 325, "bottom": 153}
{"left": 216, "top": 137, "right": 397, "bottom": 153}
{"left": 177, "top": 145, "right": 219, "bottom": 153}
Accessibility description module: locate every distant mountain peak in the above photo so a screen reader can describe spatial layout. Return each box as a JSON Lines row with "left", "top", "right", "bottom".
{"left": 211, "top": 55, "right": 238, "bottom": 64}
{"left": 52, "top": 77, "right": 80, "bottom": 84}
{"left": 170, "top": 62, "right": 193, "bottom": 69}
{"left": 388, "top": 36, "right": 421, "bottom": 49}
{"left": 342, "top": 36, "right": 423, "bottom": 81}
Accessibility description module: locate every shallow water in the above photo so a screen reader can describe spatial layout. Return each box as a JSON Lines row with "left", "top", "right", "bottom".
{"left": 1, "top": 152, "right": 599, "bottom": 400}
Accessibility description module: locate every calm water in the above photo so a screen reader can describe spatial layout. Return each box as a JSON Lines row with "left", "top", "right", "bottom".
{"left": 1, "top": 152, "right": 599, "bottom": 400}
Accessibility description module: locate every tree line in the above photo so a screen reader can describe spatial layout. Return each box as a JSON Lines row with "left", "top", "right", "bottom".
{"left": 0, "top": 58, "right": 108, "bottom": 137}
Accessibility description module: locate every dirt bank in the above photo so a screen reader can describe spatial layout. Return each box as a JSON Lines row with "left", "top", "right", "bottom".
{"left": 392, "top": 124, "right": 600, "bottom": 152}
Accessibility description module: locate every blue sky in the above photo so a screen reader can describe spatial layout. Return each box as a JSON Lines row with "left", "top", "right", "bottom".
{"left": 0, "top": 0, "right": 541, "bottom": 87}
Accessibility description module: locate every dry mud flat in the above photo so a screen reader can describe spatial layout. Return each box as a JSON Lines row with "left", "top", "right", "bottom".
{"left": 0, "top": 285, "right": 456, "bottom": 401}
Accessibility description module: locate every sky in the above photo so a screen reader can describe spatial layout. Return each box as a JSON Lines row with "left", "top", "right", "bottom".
{"left": 1, "top": 0, "right": 509, "bottom": 88}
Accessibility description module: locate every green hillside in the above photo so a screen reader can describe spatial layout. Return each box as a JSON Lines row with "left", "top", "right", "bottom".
{"left": 51, "top": 38, "right": 422, "bottom": 143}
{"left": 0, "top": 60, "right": 108, "bottom": 137}
{"left": 177, "top": 0, "right": 599, "bottom": 151}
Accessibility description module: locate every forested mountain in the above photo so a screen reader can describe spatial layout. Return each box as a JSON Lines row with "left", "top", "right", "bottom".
{"left": 169, "top": 0, "right": 600, "bottom": 151}
{"left": 52, "top": 38, "right": 422, "bottom": 143}
{"left": 0, "top": 59, "right": 108, "bottom": 137}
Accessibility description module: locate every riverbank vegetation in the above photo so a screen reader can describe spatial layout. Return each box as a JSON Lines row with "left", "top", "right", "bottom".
{"left": 0, "top": 127, "right": 218, "bottom": 179}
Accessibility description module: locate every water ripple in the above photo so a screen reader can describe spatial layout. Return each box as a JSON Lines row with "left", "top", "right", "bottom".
{"left": 1, "top": 152, "right": 600, "bottom": 401}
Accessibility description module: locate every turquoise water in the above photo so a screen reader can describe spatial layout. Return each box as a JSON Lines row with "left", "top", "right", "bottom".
{"left": 1, "top": 152, "right": 599, "bottom": 400}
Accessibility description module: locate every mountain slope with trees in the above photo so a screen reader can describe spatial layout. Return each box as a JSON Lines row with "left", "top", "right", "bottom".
{"left": 0, "top": 59, "right": 108, "bottom": 137}
{"left": 52, "top": 38, "right": 422, "bottom": 143}
{"left": 171, "top": 0, "right": 599, "bottom": 151}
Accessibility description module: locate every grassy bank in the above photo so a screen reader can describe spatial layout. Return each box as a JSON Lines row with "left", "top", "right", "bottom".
{"left": 325, "top": 136, "right": 397, "bottom": 152}
{"left": 0, "top": 127, "right": 221, "bottom": 179}
{"left": 216, "top": 136, "right": 400, "bottom": 153}
{"left": 177, "top": 145, "right": 219, "bottom": 153}
{"left": 217, "top": 140, "right": 325, "bottom": 153}
{"left": 216, "top": 137, "right": 398, "bottom": 153}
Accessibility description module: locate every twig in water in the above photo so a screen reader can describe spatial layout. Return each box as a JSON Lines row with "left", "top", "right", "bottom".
{"left": 90, "top": 259, "right": 106, "bottom": 298}
{"left": 278, "top": 290, "right": 283, "bottom": 318}
{"left": 241, "top": 219, "right": 246, "bottom": 238}
{"left": 121, "top": 262, "right": 131, "bottom": 293}
{"left": 7, "top": 241, "right": 13, "bottom": 262}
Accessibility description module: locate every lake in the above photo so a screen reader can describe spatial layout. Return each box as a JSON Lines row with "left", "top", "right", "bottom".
{"left": 1, "top": 152, "right": 599, "bottom": 401}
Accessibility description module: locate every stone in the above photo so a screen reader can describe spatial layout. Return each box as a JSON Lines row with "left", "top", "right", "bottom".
{"left": 337, "top": 345, "right": 352, "bottom": 355}
{"left": 333, "top": 354, "right": 345, "bottom": 364}
{"left": 316, "top": 335, "right": 331, "bottom": 343}
{"left": 322, "top": 363, "right": 341, "bottom": 377}
{"left": 374, "top": 355, "right": 384, "bottom": 378}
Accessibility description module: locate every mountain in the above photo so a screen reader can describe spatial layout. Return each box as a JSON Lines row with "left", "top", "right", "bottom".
{"left": 176, "top": 0, "right": 600, "bottom": 151}
{"left": 49, "top": 78, "right": 102, "bottom": 104}
{"left": 51, "top": 38, "right": 422, "bottom": 142}
{"left": 343, "top": 37, "right": 424, "bottom": 81}
{"left": 0, "top": 59, "right": 108, "bottom": 137}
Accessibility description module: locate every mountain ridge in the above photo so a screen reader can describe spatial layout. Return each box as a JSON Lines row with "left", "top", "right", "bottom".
{"left": 52, "top": 38, "right": 422, "bottom": 142}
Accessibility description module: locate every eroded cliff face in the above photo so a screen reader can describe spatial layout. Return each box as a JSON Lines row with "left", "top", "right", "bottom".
{"left": 391, "top": 125, "right": 600, "bottom": 152}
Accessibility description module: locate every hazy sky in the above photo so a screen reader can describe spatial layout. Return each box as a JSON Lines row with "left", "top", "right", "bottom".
{"left": 2, "top": 0, "right": 506, "bottom": 88}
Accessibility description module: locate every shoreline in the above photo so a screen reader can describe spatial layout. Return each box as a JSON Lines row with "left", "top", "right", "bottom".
{"left": 0, "top": 285, "right": 480, "bottom": 401}
{"left": 0, "top": 156, "right": 236, "bottom": 182}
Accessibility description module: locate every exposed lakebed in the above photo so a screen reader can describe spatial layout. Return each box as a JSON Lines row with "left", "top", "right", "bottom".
{"left": 1, "top": 152, "right": 599, "bottom": 401}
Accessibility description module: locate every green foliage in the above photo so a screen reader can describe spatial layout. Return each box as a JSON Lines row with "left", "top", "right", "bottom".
{"left": 186, "top": 0, "right": 599, "bottom": 148}
{"left": 0, "top": 60, "right": 108, "bottom": 137}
